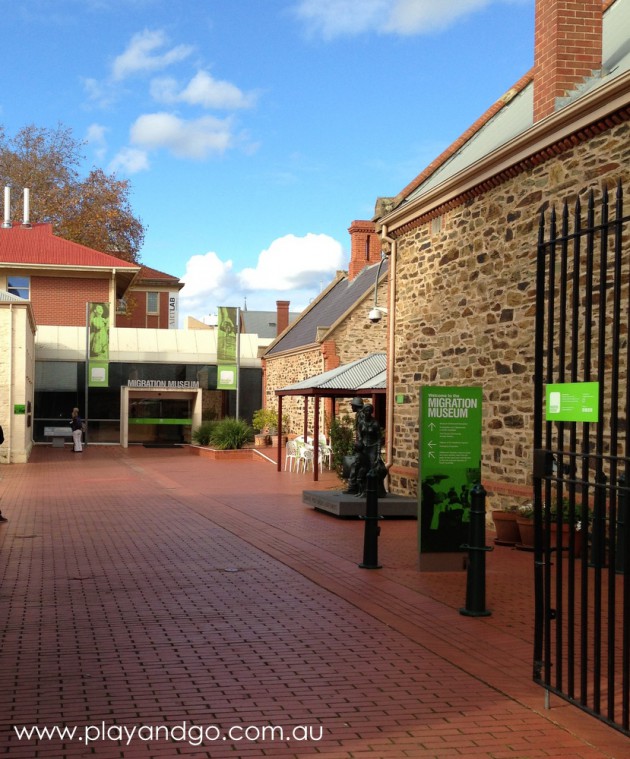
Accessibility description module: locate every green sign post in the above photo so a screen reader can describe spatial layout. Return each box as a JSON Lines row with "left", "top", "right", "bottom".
{"left": 418, "top": 386, "right": 482, "bottom": 569}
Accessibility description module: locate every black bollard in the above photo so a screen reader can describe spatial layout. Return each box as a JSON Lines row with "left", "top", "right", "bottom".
{"left": 460, "top": 483, "right": 492, "bottom": 617}
{"left": 359, "top": 472, "right": 382, "bottom": 569}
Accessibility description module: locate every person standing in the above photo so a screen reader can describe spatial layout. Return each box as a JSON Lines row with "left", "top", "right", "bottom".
{"left": 70, "top": 408, "right": 83, "bottom": 452}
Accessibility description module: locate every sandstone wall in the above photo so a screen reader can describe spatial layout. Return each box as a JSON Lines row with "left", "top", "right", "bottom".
{"left": 389, "top": 120, "right": 630, "bottom": 508}
{"left": 263, "top": 278, "right": 388, "bottom": 436}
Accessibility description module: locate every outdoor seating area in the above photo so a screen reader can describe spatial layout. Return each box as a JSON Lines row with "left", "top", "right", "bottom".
{"left": 284, "top": 435, "right": 333, "bottom": 473}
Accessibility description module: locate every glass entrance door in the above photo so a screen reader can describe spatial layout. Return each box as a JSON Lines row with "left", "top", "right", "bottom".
{"left": 128, "top": 397, "right": 192, "bottom": 444}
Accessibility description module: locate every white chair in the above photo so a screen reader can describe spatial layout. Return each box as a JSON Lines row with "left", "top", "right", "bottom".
{"left": 318, "top": 436, "right": 333, "bottom": 469}
{"left": 298, "top": 446, "right": 314, "bottom": 473}
{"left": 284, "top": 439, "right": 298, "bottom": 471}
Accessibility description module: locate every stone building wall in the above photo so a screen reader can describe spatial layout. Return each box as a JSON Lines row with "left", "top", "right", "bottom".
{"left": 263, "top": 278, "right": 388, "bottom": 435}
{"left": 328, "top": 279, "right": 388, "bottom": 364}
{"left": 264, "top": 347, "right": 325, "bottom": 435}
{"left": 389, "top": 120, "right": 630, "bottom": 508}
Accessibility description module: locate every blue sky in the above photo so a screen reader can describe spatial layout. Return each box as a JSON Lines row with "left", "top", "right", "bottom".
{"left": 2, "top": 0, "right": 533, "bottom": 322}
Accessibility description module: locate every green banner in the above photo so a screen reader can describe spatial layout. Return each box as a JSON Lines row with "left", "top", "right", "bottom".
{"left": 546, "top": 382, "right": 599, "bottom": 422}
{"left": 88, "top": 361, "right": 109, "bottom": 388}
{"left": 418, "top": 386, "right": 482, "bottom": 554}
{"left": 89, "top": 302, "right": 110, "bottom": 360}
{"left": 217, "top": 365, "right": 237, "bottom": 390}
{"left": 217, "top": 306, "right": 237, "bottom": 363}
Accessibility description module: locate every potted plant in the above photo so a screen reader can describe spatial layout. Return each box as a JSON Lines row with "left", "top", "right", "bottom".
{"left": 513, "top": 499, "right": 589, "bottom": 555}
{"left": 515, "top": 502, "right": 535, "bottom": 550}
{"left": 252, "top": 408, "right": 276, "bottom": 446}
{"left": 491, "top": 508, "right": 521, "bottom": 546}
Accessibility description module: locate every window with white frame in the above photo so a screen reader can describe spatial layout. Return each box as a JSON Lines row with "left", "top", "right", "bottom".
{"left": 7, "top": 275, "right": 30, "bottom": 299}
{"left": 146, "top": 291, "right": 159, "bottom": 314}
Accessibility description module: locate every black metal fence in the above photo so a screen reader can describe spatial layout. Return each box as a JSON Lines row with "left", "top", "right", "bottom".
{"left": 533, "top": 181, "right": 630, "bottom": 735}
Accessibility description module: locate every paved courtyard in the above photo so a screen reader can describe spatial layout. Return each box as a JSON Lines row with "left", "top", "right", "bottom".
{"left": 0, "top": 445, "right": 628, "bottom": 758}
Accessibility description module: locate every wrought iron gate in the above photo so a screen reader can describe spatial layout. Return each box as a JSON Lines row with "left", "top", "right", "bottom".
{"left": 533, "top": 180, "right": 630, "bottom": 735}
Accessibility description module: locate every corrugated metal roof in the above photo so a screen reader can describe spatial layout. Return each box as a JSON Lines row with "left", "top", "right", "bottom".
{"left": 266, "top": 260, "right": 388, "bottom": 355}
{"left": 278, "top": 353, "right": 386, "bottom": 393}
{"left": 0, "top": 289, "right": 26, "bottom": 302}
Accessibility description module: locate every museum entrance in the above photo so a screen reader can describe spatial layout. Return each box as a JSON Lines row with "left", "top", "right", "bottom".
{"left": 121, "top": 387, "right": 203, "bottom": 447}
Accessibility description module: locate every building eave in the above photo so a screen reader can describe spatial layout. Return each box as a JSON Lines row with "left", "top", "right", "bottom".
{"left": 379, "top": 68, "right": 630, "bottom": 235}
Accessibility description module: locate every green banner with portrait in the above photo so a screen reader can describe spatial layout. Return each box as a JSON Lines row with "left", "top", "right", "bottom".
{"left": 88, "top": 302, "right": 110, "bottom": 387}
{"left": 89, "top": 302, "right": 110, "bottom": 360}
{"left": 217, "top": 306, "right": 238, "bottom": 391}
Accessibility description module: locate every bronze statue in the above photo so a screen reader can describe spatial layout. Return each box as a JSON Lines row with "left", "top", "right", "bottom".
{"left": 342, "top": 398, "right": 387, "bottom": 498}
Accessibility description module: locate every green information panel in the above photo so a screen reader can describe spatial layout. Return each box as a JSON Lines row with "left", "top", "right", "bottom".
{"left": 88, "top": 361, "right": 109, "bottom": 388}
{"left": 545, "top": 382, "right": 599, "bottom": 422}
{"left": 418, "top": 386, "right": 482, "bottom": 554}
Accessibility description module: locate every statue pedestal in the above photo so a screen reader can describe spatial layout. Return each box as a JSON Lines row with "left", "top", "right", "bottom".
{"left": 302, "top": 490, "right": 417, "bottom": 518}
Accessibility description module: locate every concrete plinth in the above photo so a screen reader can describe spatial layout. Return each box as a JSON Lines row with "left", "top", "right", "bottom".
{"left": 303, "top": 490, "right": 417, "bottom": 518}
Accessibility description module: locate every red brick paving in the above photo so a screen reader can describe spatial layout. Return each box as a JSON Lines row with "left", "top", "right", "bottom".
{"left": 0, "top": 445, "right": 628, "bottom": 758}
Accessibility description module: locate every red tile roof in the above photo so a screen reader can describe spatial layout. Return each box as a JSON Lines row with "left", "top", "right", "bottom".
{"left": 137, "top": 264, "right": 180, "bottom": 283}
{"left": 0, "top": 223, "right": 139, "bottom": 270}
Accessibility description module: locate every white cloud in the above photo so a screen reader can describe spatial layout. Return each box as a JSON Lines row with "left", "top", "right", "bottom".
{"left": 239, "top": 233, "right": 344, "bottom": 290}
{"left": 129, "top": 112, "right": 233, "bottom": 159}
{"left": 112, "top": 29, "right": 193, "bottom": 80}
{"left": 108, "top": 147, "right": 150, "bottom": 174}
{"left": 179, "top": 233, "right": 345, "bottom": 320}
{"left": 151, "top": 70, "right": 257, "bottom": 110}
{"left": 85, "top": 123, "right": 108, "bottom": 160}
{"left": 179, "top": 251, "right": 237, "bottom": 315}
{"left": 294, "top": 0, "right": 509, "bottom": 39}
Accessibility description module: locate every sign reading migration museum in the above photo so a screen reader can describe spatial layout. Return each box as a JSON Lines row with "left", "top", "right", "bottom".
{"left": 418, "top": 386, "right": 482, "bottom": 554}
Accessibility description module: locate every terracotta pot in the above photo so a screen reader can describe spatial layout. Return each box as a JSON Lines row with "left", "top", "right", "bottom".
{"left": 549, "top": 522, "right": 583, "bottom": 558}
{"left": 515, "top": 519, "right": 583, "bottom": 557}
{"left": 516, "top": 518, "right": 535, "bottom": 550}
{"left": 492, "top": 511, "right": 520, "bottom": 546}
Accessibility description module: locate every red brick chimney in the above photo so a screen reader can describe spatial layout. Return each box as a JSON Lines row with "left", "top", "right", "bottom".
{"left": 276, "top": 300, "right": 289, "bottom": 336}
{"left": 533, "top": 0, "right": 604, "bottom": 123}
{"left": 347, "top": 220, "right": 382, "bottom": 280}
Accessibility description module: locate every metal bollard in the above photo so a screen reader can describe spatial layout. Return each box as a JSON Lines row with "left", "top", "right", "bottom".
{"left": 359, "top": 472, "right": 382, "bottom": 569}
{"left": 459, "top": 483, "right": 492, "bottom": 617}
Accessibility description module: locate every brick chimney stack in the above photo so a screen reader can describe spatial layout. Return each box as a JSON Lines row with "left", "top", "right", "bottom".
{"left": 347, "top": 220, "right": 382, "bottom": 280}
{"left": 533, "top": 0, "right": 603, "bottom": 123}
{"left": 276, "top": 300, "right": 289, "bottom": 336}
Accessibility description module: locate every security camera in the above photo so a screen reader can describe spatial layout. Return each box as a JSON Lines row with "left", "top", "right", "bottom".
{"left": 368, "top": 306, "right": 387, "bottom": 324}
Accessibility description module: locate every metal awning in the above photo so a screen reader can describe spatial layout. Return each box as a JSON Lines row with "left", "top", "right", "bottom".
{"left": 274, "top": 353, "right": 387, "bottom": 480}
{"left": 275, "top": 353, "right": 386, "bottom": 398}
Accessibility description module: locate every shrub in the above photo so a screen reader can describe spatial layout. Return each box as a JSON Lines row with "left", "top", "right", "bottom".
{"left": 252, "top": 408, "right": 277, "bottom": 432}
{"left": 209, "top": 417, "right": 253, "bottom": 450}
{"left": 191, "top": 421, "right": 218, "bottom": 446}
{"left": 329, "top": 414, "right": 356, "bottom": 478}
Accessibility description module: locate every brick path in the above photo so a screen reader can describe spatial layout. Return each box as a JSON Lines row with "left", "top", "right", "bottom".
{"left": 0, "top": 446, "right": 628, "bottom": 758}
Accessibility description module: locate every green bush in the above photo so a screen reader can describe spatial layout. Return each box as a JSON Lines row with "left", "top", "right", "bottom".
{"left": 252, "top": 408, "right": 277, "bottom": 432}
{"left": 329, "top": 414, "right": 356, "bottom": 478}
{"left": 209, "top": 417, "right": 253, "bottom": 450}
{"left": 191, "top": 421, "right": 218, "bottom": 446}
